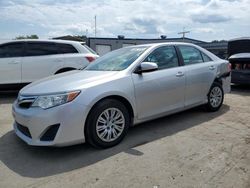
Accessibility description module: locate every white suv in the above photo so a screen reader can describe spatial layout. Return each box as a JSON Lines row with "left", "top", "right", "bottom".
{"left": 0, "top": 39, "right": 98, "bottom": 89}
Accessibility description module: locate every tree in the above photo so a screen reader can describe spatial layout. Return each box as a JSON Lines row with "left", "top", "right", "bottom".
{"left": 211, "top": 40, "right": 228, "bottom": 43}
{"left": 15, "top": 35, "right": 39, "bottom": 40}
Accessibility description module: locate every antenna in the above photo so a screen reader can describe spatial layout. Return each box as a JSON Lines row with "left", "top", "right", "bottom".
{"left": 94, "top": 15, "right": 97, "bottom": 38}
{"left": 178, "top": 27, "right": 190, "bottom": 39}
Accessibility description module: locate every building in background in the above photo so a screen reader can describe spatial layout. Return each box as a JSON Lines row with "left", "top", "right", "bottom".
{"left": 87, "top": 36, "right": 228, "bottom": 59}
{"left": 200, "top": 41, "right": 228, "bottom": 59}
{"left": 53, "top": 35, "right": 87, "bottom": 42}
{"left": 53, "top": 35, "right": 228, "bottom": 59}
{"left": 87, "top": 36, "right": 205, "bottom": 56}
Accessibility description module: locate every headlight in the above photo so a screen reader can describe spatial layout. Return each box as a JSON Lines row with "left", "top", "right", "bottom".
{"left": 32, "top": 91, "right": 80, "bottom": 109}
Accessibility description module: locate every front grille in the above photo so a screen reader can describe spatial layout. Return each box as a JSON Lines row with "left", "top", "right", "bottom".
{"left": 40, "top": 124, "right": 60, "bottom": 141}
{"left": 16, "top": 122, "right": 32, "bottom": 138}
{"left": 18, "top": 96, "right": 36, "bottom": 109}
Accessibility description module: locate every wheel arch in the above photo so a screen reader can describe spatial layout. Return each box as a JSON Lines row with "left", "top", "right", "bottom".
{"left": 84, "top": 95, "right": 135, "bottom": 138}
{"left": 214, "top": 77, "right": 223, "bottom": 85}
{"left": 86, "top": 95, "right": 135, "bottom": 120}
{"left": 104, "top": 95, "right": 135, "bottom": 118}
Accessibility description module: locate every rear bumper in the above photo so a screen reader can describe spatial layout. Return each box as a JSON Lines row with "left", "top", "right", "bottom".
{"left": 231, "top": 71, "right": 250, "bottom": 84}
{"left": 222, "top": 74, "right": 231, "bottom": 93}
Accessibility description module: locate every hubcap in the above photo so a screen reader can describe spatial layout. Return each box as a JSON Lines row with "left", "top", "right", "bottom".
{"left": 209, "top": 86, "right": 222, "bottom": 108}
{"left": 96, "top": 108, "right": 125, "bottom": 142}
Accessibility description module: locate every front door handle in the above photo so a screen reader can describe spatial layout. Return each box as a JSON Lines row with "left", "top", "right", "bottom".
{"left": 54, "top": 59, "right": 63, "bottom": 63}
{"left": 209, "top": 65, "right": 215, "bottom": 70}
{"left": 176, "top": 71, "right": 184, "bottom": 77}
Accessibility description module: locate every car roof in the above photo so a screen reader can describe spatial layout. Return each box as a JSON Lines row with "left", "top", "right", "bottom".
{"left": 1, "top": 39, "right": 83, "bottom": 45}
{"left": 129, "top": 42, "right": 200, "bottom": 48}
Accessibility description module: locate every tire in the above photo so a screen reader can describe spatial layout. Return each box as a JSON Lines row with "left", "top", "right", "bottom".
{"left": 85, "top": 99, "right": 130, "bottom": 148}
{"left": 205, "top": 82, "right": 224, "bottom": 112}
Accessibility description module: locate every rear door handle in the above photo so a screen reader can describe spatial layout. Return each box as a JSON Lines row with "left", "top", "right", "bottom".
{"left": 176, "top": 72, "right": 184, "bottom": 77}
{"left": 209, "top": 65, "right": 215, "bottom": 70}
{"left": 8, "top": 61, "right": 19, "bottom": 65}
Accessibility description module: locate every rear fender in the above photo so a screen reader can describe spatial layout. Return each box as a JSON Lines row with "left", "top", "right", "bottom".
{"left": 214, "top": 62, "right": 231, "bottom": 93}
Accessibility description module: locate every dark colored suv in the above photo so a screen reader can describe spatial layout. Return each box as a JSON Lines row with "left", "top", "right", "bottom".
{"left": 228, "top": 38, "right": 250, "bottom": 84}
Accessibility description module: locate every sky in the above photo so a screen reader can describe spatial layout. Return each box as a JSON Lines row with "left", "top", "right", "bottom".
{"left": 0, "top": 0, "right": 249, "bottom": 42}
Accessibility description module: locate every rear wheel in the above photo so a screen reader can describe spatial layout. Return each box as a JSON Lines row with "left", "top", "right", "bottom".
{"left": 205, "top": 82, "right": 224, "bottom": 112}
{"left": 85, "top": 99, "right": 130, "bottom": 148}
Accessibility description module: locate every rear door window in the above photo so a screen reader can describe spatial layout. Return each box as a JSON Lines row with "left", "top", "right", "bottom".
{"left": 25, "top": 42, "right": 58, "bottom": 56}
{"left": 56, "top": 43, "right": 78, "bottom": 54}
{"left": 178, "top": 46, "right": 204, "bottom": 65}
{"left": 0, "top": 42, "right": 24, "bottom": 58}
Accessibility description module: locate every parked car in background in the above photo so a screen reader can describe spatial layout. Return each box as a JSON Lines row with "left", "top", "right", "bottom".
{"left": 12, "top": 43, "right": 231, "bottom": 148}
{"left": 228, "top": 37, "right": 250, "bottom": 84}
{"left": 0, "top": 39, "right": 98, "bottom": 90}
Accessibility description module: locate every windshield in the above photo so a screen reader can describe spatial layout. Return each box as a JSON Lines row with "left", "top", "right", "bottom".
{"left": 85, "top": 46, "right": 148, "bottom": 71}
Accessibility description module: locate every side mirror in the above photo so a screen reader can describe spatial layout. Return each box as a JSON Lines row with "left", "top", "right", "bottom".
{"left": 135, "top": 62, "right": 158, "bottom": 74}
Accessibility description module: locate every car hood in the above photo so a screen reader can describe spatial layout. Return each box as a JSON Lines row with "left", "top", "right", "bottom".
{"left": 20, "top": 70, "right": 119, "bottom": 95}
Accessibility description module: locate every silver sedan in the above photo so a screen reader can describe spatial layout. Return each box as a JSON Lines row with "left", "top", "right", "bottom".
{"left": 12, "top": 42, "right": 231, "bottom": 148}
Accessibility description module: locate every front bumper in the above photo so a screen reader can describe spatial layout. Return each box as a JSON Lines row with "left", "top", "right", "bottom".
{"left": 12, "top": 100, "right": 89, "bottom": 146}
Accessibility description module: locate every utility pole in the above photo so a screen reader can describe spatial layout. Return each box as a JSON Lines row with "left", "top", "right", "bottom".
{"left": 178, "top": 27, "right": 190, "bottom": 39}
{"left": 94, "top": 15, "right": 97, "bottom": 38}
{"left": 85, "top": 29, "right": 88, "bottom": 37}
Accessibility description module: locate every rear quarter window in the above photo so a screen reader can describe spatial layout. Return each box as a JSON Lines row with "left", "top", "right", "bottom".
{"left": 56, "top": 43, "right": 78, "bottom": 54}
{"left": 201, "top": 52, "right": 212, "bottom": 62}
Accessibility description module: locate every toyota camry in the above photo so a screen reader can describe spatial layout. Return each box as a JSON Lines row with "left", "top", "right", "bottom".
{"left": 12, "top": 42, "right": 231, "bottom": 148}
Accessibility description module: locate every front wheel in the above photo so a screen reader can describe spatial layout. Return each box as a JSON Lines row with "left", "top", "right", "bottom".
{"left": 205, "top": 82, "right": 224, "bottom": 112}
{"left": 85, "top": 99, "right": 130, "bottom": 148}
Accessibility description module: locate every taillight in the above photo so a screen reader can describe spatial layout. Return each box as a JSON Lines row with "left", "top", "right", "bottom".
{"left": 85, "top": 56, "right": 96, "bottom": 63}
{"left": 228, "top": 63, "right": 232, "bottom": 72}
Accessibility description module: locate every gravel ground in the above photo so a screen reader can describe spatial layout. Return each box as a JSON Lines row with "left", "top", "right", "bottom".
{"left": 0, "top": 85, "right": 249, "bottom": 188}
